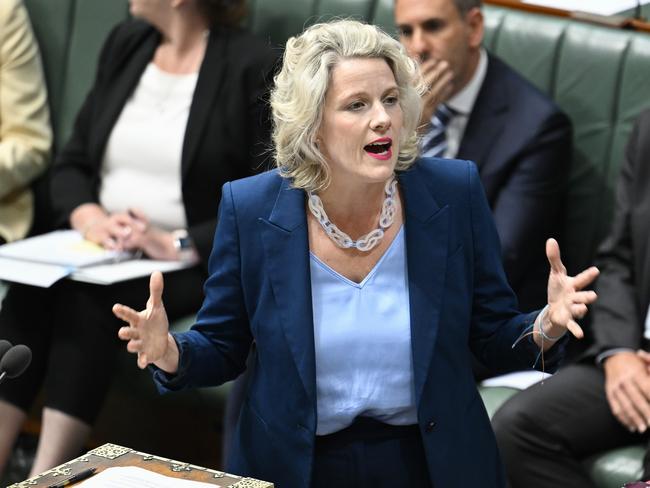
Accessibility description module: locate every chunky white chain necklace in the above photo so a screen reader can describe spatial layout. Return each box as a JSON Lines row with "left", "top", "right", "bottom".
{"left": 307, "top": 176, "right": 398, "bottom": 252}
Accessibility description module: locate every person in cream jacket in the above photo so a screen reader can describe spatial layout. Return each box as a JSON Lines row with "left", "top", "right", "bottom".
{"left": 0, "top": 0, "right": 51, "bottom": 244}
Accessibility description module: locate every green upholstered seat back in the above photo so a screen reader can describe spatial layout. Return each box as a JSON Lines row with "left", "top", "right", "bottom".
{"left": 23, "top": 0, "right": 130, "bottom": 150}
{"left": 246, "top": 0, "right": 396, "bottom": 44}
{"left": 484, "top": 6, "right": 650, "bottom": 273}
{"left": 22, "top": 3, "right": 650, "bottom": 274}
{"left": 21, "top": 0, "right": 74, "bottom": 143}
{"left": 478, "top": 385, "right": 645, "bottom": 486}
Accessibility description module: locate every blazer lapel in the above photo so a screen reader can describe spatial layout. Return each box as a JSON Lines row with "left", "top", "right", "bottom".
{"left": 182, "top": 28, "right": 228, "bottom": 178}
{"left": 259, "top": 179, "right": 316, "bottom": 405}
{"left": 400, "top": 167, "right": 450, "bottom": 405}
{"left": 457, "top": 57, "right": 509, "bottom": 169}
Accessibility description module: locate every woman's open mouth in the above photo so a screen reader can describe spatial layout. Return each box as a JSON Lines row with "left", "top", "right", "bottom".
{"left": 364, "top": 138, "right": 393, "bottom": 160}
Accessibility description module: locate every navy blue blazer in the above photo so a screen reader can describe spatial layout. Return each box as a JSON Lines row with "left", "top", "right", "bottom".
{"left": 458, "top": 54, "right": 572, "bottom": 311}
{"left": 155, "top": 158, "right": 559, "bottom": 488}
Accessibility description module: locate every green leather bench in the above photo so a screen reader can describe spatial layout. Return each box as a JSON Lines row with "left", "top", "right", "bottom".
{"left": 480, "top": 385, "right": 646, "bottom": 485}
{"left": 28, "top": 0, "right": 650, "bottom": 275}
{"left": 479, "top": 7, "right": 650, "bottom": 485}
{"left": 20, "top": 0, "right": 650, "bottom": 482}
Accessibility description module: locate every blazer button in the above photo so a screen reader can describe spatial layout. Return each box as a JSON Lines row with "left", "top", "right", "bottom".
{"left": 425, "top": 420, "right": 436, "bottom": 432}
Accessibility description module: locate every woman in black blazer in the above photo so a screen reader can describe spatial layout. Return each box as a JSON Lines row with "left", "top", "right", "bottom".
{"left": 0, "top": 0, "right": 275, "bottom": 477}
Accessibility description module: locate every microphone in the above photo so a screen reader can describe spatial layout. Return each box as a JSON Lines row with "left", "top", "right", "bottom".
{"left": 0, "top": 344, "right": 32, "bottom": 384}
{"left": 0, "top": 340, "right": 12, "bottom": 361}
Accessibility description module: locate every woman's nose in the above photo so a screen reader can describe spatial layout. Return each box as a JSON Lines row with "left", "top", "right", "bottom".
{"left": 371, "top": 104, "right": 392, "bottom": 131}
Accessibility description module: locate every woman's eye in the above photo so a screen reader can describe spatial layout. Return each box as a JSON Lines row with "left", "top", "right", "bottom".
{"left": 384, "top": 96, "right": 398, "bottom": 105}
{"left": 347, "top": 101, "right": 365, "bottom": 111}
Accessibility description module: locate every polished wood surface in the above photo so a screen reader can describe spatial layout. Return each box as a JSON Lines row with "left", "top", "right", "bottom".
{"left": 10, "top": 443, "right": 273, "bottom": 488}
{"left": 485, "top": 0, "right": 650, "bottom": 33}
{"left": 486, "top": 0, "right": 570, "bottom": 17}
{"left": 629, "top": 17, "right": 650, "bottom": 32}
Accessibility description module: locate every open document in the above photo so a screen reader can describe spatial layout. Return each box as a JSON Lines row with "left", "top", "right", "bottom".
{"left": 78, "top": 466, "right": 219, "bottom": 488}
{"left": 480, "top": 370, "right": 551, "bottom": 390}
{"left": 0, "top": 230, "right": 190, "bottom": 287}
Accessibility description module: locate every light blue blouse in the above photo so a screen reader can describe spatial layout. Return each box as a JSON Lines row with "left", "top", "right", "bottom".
{"left": 310, "top": 227, "right": 417, "bottom": 435}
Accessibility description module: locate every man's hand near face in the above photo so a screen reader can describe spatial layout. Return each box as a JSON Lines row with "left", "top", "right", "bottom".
{"left": 418, "top": 58, "right": 454, "bottom": 130}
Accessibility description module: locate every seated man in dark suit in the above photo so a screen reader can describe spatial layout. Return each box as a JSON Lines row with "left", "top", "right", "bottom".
{"left": 394, "top": 0, "right": 572, "bottom": 314}
{"left": 493, "top": 109, "right": 650, "bottom": 487}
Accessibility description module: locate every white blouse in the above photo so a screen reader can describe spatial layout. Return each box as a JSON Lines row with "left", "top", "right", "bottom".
{"left": 310, "top": 227, "right": 417, "bottom": 435}
{"left": 99, "top": 62, "right": 198, "bottom": 230}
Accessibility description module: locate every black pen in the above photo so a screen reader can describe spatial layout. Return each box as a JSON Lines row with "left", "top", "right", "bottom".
{"left": 47, "top": 467, "right": 97, "bottom": 488}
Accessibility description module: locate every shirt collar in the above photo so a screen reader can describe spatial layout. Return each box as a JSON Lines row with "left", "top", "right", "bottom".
{"left": 447, "top": 48, "right": 488, "bottom": 116}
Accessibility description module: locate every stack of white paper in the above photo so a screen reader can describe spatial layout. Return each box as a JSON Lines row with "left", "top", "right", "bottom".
{"left": 0, "top": 230, "right": 191, "bottom": 287}
{"left": 78, "top": 466, "right": 219, "bottom": 488}
{"left": 0, "top": 230, "right": 129, "bottom": 267}
{"left": 0, "top": 257, "right": 70, "bottom": 287}
{"left": 480, "top": 370, "right": 551, "bottom": 390}
{"left": 71, "top": 259, "right": 190, "bottom": 285}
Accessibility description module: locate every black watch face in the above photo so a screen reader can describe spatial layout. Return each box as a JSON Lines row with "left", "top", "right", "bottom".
{"left": 178, "top": 236, "right": 192, "bottom": 250}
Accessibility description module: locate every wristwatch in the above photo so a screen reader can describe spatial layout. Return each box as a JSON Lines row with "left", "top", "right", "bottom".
{"left": 172, "top": 229, "right": 196, "bottom": 262}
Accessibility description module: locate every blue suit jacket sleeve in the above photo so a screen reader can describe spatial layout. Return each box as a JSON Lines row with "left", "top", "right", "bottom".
{"left": 153, "top": 182, "right": 252, "bottom": 392}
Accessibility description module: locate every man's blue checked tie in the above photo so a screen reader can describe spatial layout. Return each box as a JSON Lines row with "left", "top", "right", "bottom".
{"left": 421, "top": 104, "right": 455, "bottom": 158}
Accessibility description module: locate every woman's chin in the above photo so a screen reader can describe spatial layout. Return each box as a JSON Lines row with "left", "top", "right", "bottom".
{"left": 362, "top": 169, "right": 398, "bottom": 186}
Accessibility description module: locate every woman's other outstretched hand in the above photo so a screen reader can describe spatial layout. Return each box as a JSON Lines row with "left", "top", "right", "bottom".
{"left": 537, "top": 238, "right": 600, "bottom": 347}
{"left": 112, "top": 271, "right": 179, "bottom": 372}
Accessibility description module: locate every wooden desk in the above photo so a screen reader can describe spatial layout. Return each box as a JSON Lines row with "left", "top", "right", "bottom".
{"left": 485, "top": 0, "right": 650, "bottom": 32}
{"left": 9, "top": 443, "right": 273, "bottom": 488}
{"left": 486, "top": 0, "right": 570, "bottom": 17}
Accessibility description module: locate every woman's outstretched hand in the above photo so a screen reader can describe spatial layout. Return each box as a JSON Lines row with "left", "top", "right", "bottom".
{"left": 112, "top": 271, "right": 178, "bottom": 372}
{"left": 541, "top": 238, "right": 600, "bottom": 343}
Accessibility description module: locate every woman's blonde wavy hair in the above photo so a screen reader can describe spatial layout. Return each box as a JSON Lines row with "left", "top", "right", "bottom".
{"left": 270, "top": 19, "right": 424, "bottom": 192}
